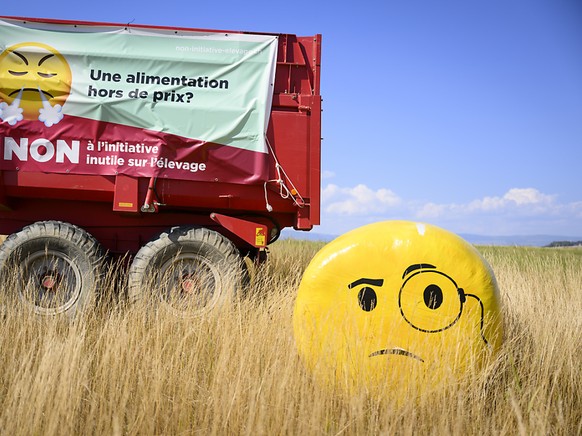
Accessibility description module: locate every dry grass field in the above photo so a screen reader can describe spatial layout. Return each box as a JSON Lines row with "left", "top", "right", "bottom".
{"left": 0, "top": 239, "right": 581, "bottom": 435}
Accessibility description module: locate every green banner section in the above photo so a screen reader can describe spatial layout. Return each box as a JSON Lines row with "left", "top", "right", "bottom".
{"left": 0, "top": 19, "right": 278, "bottom": 153}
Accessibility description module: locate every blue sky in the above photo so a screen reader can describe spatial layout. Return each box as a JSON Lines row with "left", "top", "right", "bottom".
{"left": 3, "top": 0, "right": 581, "bottom": 237}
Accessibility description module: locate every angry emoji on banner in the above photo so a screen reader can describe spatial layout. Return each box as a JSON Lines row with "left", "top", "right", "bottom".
{"left": 0, "top": 42, "right": 72, "bottom": 127}
{"left": 293, "top": 221, "right": 504, "bottom": 397}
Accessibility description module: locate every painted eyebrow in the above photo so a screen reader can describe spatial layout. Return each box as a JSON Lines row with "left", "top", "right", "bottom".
{"left": 402, "top": 263, "right": 437, "bottom": 279}
{"left": 9, "top": 50, "right": 29, "bottom": 65}
{"left": 38, "top": 54, "right": 55, "bottom": 66}
{"left": 347, "top": 278, "right": 384, "bottom": 289}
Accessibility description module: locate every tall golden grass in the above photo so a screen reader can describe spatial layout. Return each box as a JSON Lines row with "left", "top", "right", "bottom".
{"left": 0, "top": 239, "right": 581, "bottom": 435}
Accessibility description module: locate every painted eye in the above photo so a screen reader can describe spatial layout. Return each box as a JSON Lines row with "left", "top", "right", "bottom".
{"left": 8, "top": 70, "right": 28, "bottom": 76}
{"left": 358, "top": 287, "right": 377, "bottom": 312}
{"left": 423, "top": 284, "right": 443, "bottom": 309}
{"left": 399, "top": 270, "right": 463, "bottom": 332}
{"left": 38, "top": 72, "right": 57, "bottom": 78}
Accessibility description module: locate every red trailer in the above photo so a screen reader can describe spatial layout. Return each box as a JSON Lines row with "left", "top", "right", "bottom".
{"left": 0, "top": 16, "right": 322, "bottom": 316}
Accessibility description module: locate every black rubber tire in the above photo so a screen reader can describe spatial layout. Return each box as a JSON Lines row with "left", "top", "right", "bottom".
{"left": 128, "top": 226, "right": 243, "bottom": 317}
{"left": 0, "top": 221, "right": 104, "bottom": 316}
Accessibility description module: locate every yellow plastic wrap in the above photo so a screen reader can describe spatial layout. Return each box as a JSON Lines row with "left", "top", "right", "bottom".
{"left": 293, "top": 221, "right": 503, "bottom": 396}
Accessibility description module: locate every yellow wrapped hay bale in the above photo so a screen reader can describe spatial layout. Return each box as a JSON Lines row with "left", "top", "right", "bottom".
{"left": 293, "top": 221, "right": 504, "bottom": 397}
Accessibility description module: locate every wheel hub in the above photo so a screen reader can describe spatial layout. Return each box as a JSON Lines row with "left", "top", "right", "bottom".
{"left": 181, "top": 276, "right": 197, "bottom": 294}
{"left": 41, "top": 274, "right": 59, "bottom": 290}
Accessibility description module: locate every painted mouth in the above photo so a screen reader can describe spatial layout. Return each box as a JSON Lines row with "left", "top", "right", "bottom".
{"left": 369, "top": 347, "right": 425, "bottom": 362}
{"left": 9, "top": 88, "right": 55, "bottom": 99}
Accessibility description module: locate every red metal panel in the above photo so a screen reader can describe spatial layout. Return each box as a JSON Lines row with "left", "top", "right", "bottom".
{"left": 113, "top": 175, "right": 139, "bottom": 213}
{"left": 210, "top": 213, "right": 268, "bottom": 248}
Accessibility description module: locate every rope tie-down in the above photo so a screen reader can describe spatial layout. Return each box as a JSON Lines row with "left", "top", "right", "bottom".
{"left": 263, "top": 136, "right": 305, "bottom": 212}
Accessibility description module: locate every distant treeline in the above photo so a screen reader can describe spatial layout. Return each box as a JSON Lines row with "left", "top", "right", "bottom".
{"left": 545, "top": 241, "right": 582, "bottom": 247}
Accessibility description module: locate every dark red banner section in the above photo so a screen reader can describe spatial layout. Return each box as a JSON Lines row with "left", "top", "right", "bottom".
{"left": 0, "top": 116, "right": 268, "bottom": 184}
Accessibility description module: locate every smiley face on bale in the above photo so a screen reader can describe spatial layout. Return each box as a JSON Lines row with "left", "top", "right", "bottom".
{"left": 293, "top": 221, "right": 503, "bottom": 396}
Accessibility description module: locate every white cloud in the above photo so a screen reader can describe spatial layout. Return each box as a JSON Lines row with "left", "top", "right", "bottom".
{"left": 418, "top": 188, "right": 556, "bottom": 218}
{"left": 318, "top": 185, "right": 582, "bottom": 236}
{"left": 503, "top": 188, "right": 554, "bottom": 206}
{"left": 465, "top": 188, "right": 554, "bottom": 212}
{"left": 323, "top": 183, "right": 401, "bottom": 215}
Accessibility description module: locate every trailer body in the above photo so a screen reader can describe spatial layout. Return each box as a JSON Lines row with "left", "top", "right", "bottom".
{"left": 0, "top": 16, "right": 321, "bottom": 255}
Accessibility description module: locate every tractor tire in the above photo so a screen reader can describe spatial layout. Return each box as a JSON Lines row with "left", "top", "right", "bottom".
{"left": 0, "top": 221, "right": 104, "bottom": 317}
{"left": 127, "top": 226, "right": 243, "bottom": 317}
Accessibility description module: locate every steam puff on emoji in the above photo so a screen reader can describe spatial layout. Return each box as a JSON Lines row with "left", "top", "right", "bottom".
{"left": 293, "top": 221, "right": 504, "bottom": 396}
{"left": 0, "top": 42, "right": 71, "bottom": 127}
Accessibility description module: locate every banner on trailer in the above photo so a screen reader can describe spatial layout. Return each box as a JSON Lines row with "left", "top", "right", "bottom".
{"left": 0, "top": 18, "right": 278, "bottom": 183}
